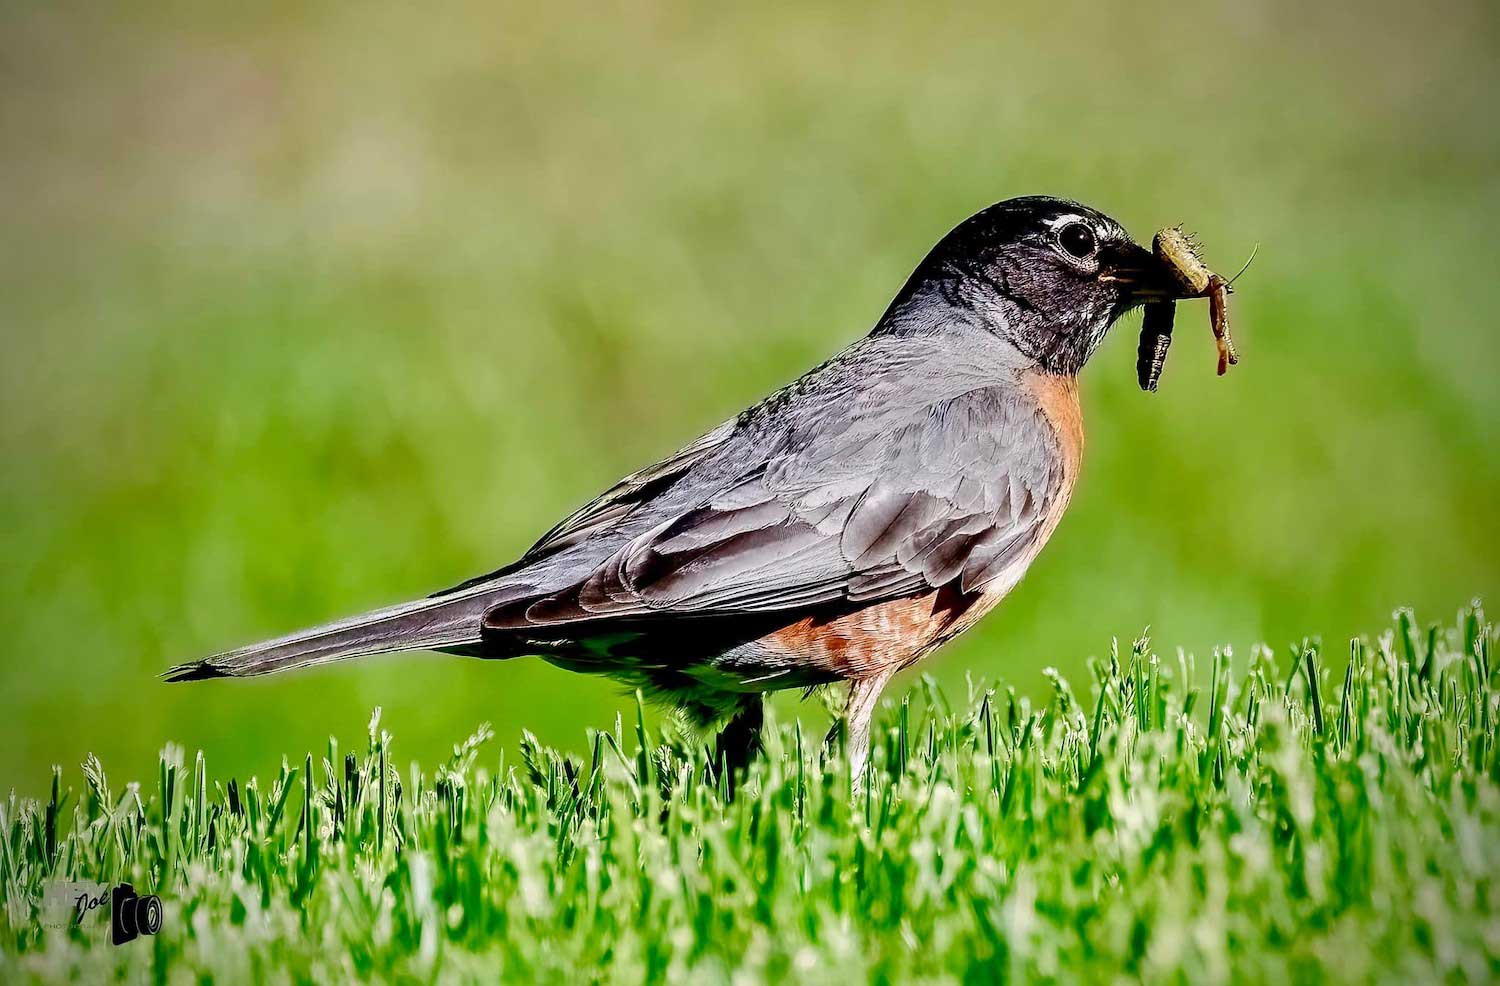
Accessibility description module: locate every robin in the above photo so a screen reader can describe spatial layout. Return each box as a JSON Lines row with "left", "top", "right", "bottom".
{"left": 168, "top": 196, "right": 1192, "bottom": 781}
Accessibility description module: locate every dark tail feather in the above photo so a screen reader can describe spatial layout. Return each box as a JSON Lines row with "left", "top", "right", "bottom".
{"left": 163, "top": 592, "right": 498, "bottom": 682}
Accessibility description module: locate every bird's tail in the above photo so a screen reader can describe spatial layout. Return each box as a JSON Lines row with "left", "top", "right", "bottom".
{"left": 163, "top": 592, "right": 497, "bottom": 682}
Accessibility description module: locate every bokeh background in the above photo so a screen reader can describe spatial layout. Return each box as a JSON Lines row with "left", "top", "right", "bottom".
{"left": 2, "top": 0, "right": 1496, "bottom": 794}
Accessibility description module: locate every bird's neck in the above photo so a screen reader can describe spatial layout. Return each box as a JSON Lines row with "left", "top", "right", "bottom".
{"left": 872, "top": 278, "right": 1106, "bottom": 376}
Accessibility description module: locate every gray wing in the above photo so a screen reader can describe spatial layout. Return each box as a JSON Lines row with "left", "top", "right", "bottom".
{"left": 524, "top": 418, "right": 741, "bottom": 562}
{"left": 485, "top": 370, "right": 1065, "bottom": 632}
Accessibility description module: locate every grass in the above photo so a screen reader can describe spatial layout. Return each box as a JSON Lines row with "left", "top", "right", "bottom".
{"left": 2, "top": 605, "right": 1497, "bottom": 984}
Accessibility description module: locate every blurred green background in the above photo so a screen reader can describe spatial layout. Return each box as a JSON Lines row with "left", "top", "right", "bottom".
{"left": 2, "top": 0, "right": 1496, "bottom": 794}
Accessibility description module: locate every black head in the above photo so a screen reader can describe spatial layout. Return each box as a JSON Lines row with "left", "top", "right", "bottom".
{"left": 877, "top": 196, "right": 1175, "bottom": 375}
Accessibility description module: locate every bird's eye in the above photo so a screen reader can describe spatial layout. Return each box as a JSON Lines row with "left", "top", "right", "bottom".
{"left": 1057, "top": 222, "right": 1097, "bottom": 260}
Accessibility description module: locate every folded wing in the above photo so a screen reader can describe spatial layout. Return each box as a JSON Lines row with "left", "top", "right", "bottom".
{"left": 484, "top": 384, "right": 1064, "bottom": 633}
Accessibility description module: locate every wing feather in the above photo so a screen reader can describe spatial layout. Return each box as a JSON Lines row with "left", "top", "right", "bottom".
{"left": 484, "top": 382, "right": 1064, "bottom": 631}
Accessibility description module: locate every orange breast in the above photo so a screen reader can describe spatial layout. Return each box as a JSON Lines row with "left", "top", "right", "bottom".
{"left": 754, "top": 585, "right": 971, "bottom": 677}
{"left": 1023, "top": 368, "right": 1084, "bottom": 483}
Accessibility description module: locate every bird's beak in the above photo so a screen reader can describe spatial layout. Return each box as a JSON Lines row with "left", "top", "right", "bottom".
{"left": 1098, "top": 241, "right": 1185, "bottom": 302}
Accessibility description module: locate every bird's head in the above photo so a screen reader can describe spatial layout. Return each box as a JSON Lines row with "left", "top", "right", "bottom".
{"left": 877, "top": 196, "right": 1181, "bottom": 375}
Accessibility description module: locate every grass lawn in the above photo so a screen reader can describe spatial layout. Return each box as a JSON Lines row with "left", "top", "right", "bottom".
{"left": 3, "top": 604, "right": 1497, "bottom": 984}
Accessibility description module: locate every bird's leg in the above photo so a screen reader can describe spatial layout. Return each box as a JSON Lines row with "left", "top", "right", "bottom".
{"left": 843, "top": 671, "right": 894, "bottom": 792}
{"left": 712, "top": 695, "right": 764, "bottom": 798}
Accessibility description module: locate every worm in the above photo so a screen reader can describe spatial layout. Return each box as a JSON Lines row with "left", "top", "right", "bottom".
{"left": 1207, "top": 275, "right": 1238, "bottom": 376}
{"left": 1142, "top": 226, "right": 1240, "bottom": 386}
{"left": 1137, "top": 300, "right": 1176, "bottom": 392}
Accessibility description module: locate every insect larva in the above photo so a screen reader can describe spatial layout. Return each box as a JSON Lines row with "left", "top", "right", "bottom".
{"left": 1136, "top": 226, "right": 1240, "bottom": 390}
{"left": 1137, "top": 300, "right": 1175, "bottom": 392}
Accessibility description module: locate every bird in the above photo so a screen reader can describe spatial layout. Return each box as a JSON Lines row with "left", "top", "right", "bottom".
{"left": 166, "top": 195, "right": 1189, "bottom": 782}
